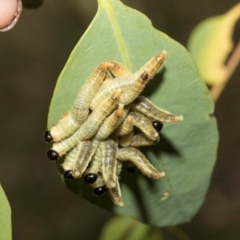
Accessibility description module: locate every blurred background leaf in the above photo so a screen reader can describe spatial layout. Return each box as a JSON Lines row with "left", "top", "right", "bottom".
{"left": 187, "top": 3, "right": 240, "bottom": 86}
{"left": 48, "top": 0, "right": 218, "bottom": 227}
{"left": 0, "top": 185, "right": 11, "bottom": 240}
{"left": 99, "top": 216, "right": 162, "bottom": 240}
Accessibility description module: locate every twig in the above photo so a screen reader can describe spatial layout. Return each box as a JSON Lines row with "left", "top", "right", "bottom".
{"left": 211, "top": 41, "right": 240, "bottom": 101}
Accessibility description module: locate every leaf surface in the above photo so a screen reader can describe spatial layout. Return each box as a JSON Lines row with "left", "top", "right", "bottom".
{"left": 47, "top": 0, "right": 218, "bottom": 226}
{"left": 0, "top": 185, "right": 11, "bottom": 240}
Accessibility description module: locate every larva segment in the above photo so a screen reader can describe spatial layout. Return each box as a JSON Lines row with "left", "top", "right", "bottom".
{"left": 107, "top": 161, "right": 124, "bottom": 206}
{"left": 77, "top": 90, "right": 122, "bottom": 141}
{"left": 47, "top": 90, "right": 121, "bottom": 160}
{"left": 138, "top": 50, "right": 166, "bottom": 80}
{"left": 133, "top": 96, "right": 183, "bottom": 123}
{"left": 118, "top": 51, "right": 166, "bottom": 105}
{"left": 46, "top": 63, "right": 110, "bottom": 143}
{"left": 129, "top": 111, "right": 159, "bottom": 141}
{"left": 71, "top": 141, "right": 94, "bottom": 178}
{"left": 83, "top": 147, "right": 102, "bottom": 184}
{"left": 62, "top": 146, "right": 79, "bottom": 180}
{"left": 106, "top": 61, "right": 131, "bottom": 78}
{"left": 130, "top": 133, "right": 157, "bottom": 147}
{"left": 100, "top": 139, "right": 118, "bottom": 188}
{"left": 90, "top": 51, "right": 166, "bottom": 110}
{"left": 117, "top": 147, "right": 165, "bottom": 179}
{"left": 90, "top": 63, "right": 131, "bottom": 110}
{"left": 115, "top": 115, "right": 133, "bottom": 136}
{"left": 107, "top": 177, "right": 124, "bottom": 206}
{"left": 119, "top": 130, "right": 134, "bottom": 147}
{"left": 95, "top": 104, "right": 124, "bottom": 140}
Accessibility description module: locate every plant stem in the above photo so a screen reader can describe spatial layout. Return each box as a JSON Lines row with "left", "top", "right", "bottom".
{"left": 211, "top": 41, "right": 240, "bottom": 101}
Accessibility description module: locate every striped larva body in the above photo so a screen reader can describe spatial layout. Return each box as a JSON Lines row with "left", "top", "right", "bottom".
{"left": 72, "top": 141, "right": 94, "bottom": 178}
{"left": 128, "top": 111, "right": 159, "bottom": 141}
{"left": 45, "top": 62, "right": 128, "bottom": 143}
{"left": 107, "top": 161, "right": 124, "bottom": 207}
{"left": 95, "top": 104, "right": 124, "bottom": 140}
{"left": 115, "top": 115, "right": 133, "bottom": 136}
{"left": 100, "top": 139, "right": 118, "bottom": 188}
{"left": 47, "top": 91, "right": 121, "bottom": 160}
{"left": 90, "top": 51, "right": 166, "bottom": 110}
{"left": 117, "top": 147, "right": 165, "bottom": 179}
{"left": 130, "top": 133, "right": 157, "bottom": 147}
{"left": 45, "top": 50, "right": 184, "bottom": 207}
{"left": 132, "top": 96, "right": 183, "bottom": 123}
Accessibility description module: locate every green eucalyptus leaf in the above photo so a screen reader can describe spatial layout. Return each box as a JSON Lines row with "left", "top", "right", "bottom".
{"left": 0, "top": 185, "right": 11, "bottom": 240}
{"left": 47, "top": 0, "right": 218, "bottom": 226}
{"left": 99, "top": 216, "right": 162, "bottom": 240}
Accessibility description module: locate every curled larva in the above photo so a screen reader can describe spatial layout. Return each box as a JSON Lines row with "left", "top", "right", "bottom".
{"left": 117, "top": 147, "right": 165, "bottom": 179}
{"left": 95, "top": 104, "right": 124, "bottom": 140}
{"left": 44, "top": 64, "right": 108, "bottom": 143}
{"left": 90, "top": 51, "right": 166, "bottom": 110}
{"left": 128, "top": 111, "right": 159, "bottom": 141}
{"left": 132, "top": 96, "right": 183, "bottom": 123}
{"left": 130, "top": 133, "right": 157, "bottom": 147}
{"left": 46, "top": 90, "right": 121, "bottom": 160}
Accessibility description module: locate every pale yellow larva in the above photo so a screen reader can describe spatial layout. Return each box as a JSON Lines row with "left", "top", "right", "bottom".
{"left": 117, "top": 147, "right": 165, "bottom": 179}
{"left": 128, "top": 111, "right": 159, "bottom": 141}
{"left": 115, "top": 115, "right": 133, "bottom": 136}
{"left": 90, "top": 51, "right": 166, "bottom": 110}
{"left": 130, "top": 133, "right": 157, "bottom": 147}
{"left": 95, "top": 104, "right": 124, "bottom": 140}
{"left": 132, "top": 96, "right": 183, "bottom": 123}
{"left": 47, "top": 90, "right": 121, "bottom": 161}
{"left": 72, "top": 141, "right": 94, "bottom": 178}
{"left": 100, "top": 139, "right": 118, "bottom": 189}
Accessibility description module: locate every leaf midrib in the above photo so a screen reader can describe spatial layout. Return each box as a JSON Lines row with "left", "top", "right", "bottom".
{"left": 99, "top": 0, "right": 132, "bottom": 69}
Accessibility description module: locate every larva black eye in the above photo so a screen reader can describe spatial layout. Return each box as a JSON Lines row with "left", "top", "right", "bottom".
{"left": 43, "top": 130, "right": 53, "bottom": 143}
{"left": 47, "top": 149, "right": 59, "bottom": 161}
{"left": 141, "top": 72, "right": 148, "bottom": 81}
{"left": 64, "top": 170, "right": 75, "bottom": 180}
{"left": 84, "top": 174, "right": 98, "bottom": 184}
{"left": 94, "top": 186, "right": 107, "bottom": 196}
{"left": 152, "top": 120, "right": 163, "bottom": 132}
{"left": 127, "top": 167, "right": 136, "bottom": 173}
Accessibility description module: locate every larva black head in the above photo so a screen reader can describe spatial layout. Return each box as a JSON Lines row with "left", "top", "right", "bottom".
{"left": 43, "top": 130, "right": 53, "bottom": 143}
{"left": 152, "top": 120, "right": 163, "bottom": 132}
{"left": 84, "top": 173, "right": 98, "bottom": 184}
{"left": 64, "top": 170, "right": 75, "bottom": 180}
{"left": 47, "top": 149, "right": 59, "bottom": 161}
{"left": 141, "top": 72, "right": 149, "bottom": 81}
{"left": 94, "top": 186, "right": 107, "bottom": 196}
{"left": 127, "top": 167, "right": 136, "bottom": 173}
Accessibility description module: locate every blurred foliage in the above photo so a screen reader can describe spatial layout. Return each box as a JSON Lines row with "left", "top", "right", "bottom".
{"left": 187, "top": 3, "right": 240, "bottom": 86}
{"left": 99, "top": 216, "right": 162, "bottom": 240}
{"left": 0, "top": 185, "right": 11, "bottom": 240}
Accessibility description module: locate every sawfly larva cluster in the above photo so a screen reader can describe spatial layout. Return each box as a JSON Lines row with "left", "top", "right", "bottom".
{"left": 44, "top": 51, "right": 183, "bottom": 206}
